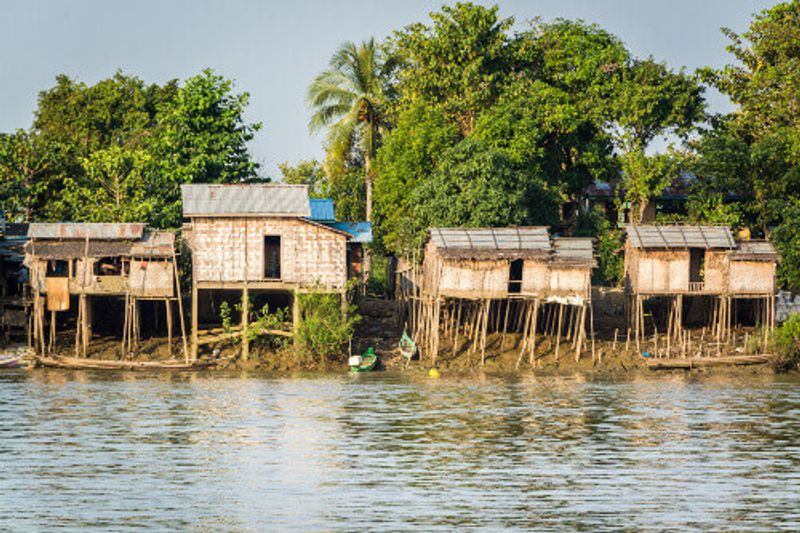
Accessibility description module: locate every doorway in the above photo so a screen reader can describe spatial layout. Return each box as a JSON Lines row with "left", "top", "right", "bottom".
{"left": 508, "top": 259, "right": 523, "bottom": 294}
{"left": 264, "top": 236, "right": 281, "bottom": 280}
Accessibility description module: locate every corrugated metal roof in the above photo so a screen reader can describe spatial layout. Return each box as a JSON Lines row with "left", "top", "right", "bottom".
{"left": 732, "top": 240, "right": 779, "bottom": 261}
{"left": 431, "top": 227, "right": 550, "bottom": 251}
{"left": 552, "top": 237, "right": 597, "bottom": 267}
{"left": 625, "top": 224, "right": 735, "bottom": 249}
{"left": 28, "top": 223, "right": 145, "bottom": 240}
{"left": 326, "top": 222, "right": 372, "bottom": 243}
{"left": 181, "top": 184, "right": 311, "bottom": 217}
{"left": 430, "top": 227, "right": 552, "bottom": 259}
{"left": 309, "top": 199, "right": 335, "bottom": 222}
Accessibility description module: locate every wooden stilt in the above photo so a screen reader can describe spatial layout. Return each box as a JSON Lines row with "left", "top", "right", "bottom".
{"left": 241, "top": 286, "right": 249, "bottom": 361}
{"left": 530, "top": 299, "right": 539, "bottom": 367}
{"left": 165, "top": 298, "right": 173, "bottom": 356}
{"left": 554, "top": 304, "right": 564, "bottom": 361}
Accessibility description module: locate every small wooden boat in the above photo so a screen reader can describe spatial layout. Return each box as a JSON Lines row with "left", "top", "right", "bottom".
{"left": 645, "top": 354, "right": 772, "bottom": 370}
{"left": 34, "top": 354, "right": 217, "bottom": 371}
{"left": 349, "top": 348, "right": 378, "bottom": 372}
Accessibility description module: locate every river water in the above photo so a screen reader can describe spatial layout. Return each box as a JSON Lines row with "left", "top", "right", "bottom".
{"left": 1, "top": 370, "right": 799, "bottom": 531}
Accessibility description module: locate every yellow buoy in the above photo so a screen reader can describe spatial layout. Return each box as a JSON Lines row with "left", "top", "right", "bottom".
{"left": 428, "top": 368, "right": 440, "bottom": 378}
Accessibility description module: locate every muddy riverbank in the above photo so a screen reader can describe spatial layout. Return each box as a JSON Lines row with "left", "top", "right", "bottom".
{"left": 20, "top": 297, "right": 788, "bottom": 378}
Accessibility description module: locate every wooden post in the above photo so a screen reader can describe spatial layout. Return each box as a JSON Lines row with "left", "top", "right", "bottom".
{"left": 293, "top": 289, "right": 301, "bottom": 345}
{"left": 165, "top": 298, "right": 173, "bottom": 356}
{"left": 171, "top": 253, "right": 190, "bottom": 364}
{"left": 191, "top": 281, "right": 198, "bottom": 361}
{"left": 241, "top": 286, "right": 249, "bottom": 361}
{"left": 529, "top": 299, "right": 539, "bottom": 367}
{"left": 452, "top": 299, "right": 462, "bottom": 359}
{"left": 500, "top": 298, "right": 511, "bottom": 354}
{"left": 554, "top": 304, "right": 564, "bottom": 361}
{"left": 589, "top": 300, "right": 596, "bottom": 362}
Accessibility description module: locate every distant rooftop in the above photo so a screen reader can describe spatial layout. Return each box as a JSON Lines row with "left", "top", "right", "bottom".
{"left": 181, "top": 184, "right": 311, "bottom": 217}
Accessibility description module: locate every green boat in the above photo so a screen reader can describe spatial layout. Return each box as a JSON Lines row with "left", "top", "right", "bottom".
{"left": 349, "top": 347, "right": 378, "bottom": 372}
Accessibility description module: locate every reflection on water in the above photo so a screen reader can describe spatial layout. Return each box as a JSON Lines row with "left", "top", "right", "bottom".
{"left": 1, "top": 370, "right": 799, "bottom": 531}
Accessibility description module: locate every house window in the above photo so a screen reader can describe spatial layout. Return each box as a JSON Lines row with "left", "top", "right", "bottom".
{"left": 508, "top": 259, "right": 523, "bottom": 294}
{"left": 46, "top": 260, "right": 69, "bottom": 278}
{"left": 94, "top": 257, "right": 125, "bottom": 276}
{"left": 264, "top": 236, "right": 281, "bottom": 280}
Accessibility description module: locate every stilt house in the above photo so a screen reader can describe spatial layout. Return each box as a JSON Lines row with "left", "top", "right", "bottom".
{"left": 180, "top": 183, "right": 350, "bottom": 360}
{"left": 0, "top": 220, "right": 30, "bottom": 344}
{"left": 24, "top": 223, "right": 181, "bottom": 357}
{"left": 405, "top": 227, "right": 596, "bottom": 366}
{"left": 624, "top": 224, "right": 778, "bottom": 345}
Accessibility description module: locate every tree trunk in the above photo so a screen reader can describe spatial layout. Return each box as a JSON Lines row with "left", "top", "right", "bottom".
{"left": 364, "top": 152, "right": 373, "bottom": 222}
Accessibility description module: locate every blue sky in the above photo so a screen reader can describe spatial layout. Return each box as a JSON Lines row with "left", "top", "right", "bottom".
{"left": 1, "top": 0, "right": 776, "bottom": 178}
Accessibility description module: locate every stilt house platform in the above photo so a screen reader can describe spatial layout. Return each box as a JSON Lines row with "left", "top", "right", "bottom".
{"left": 624, "top": 224, "right": 778, "bottom": 350}
{"left": 24, "top": 223, "right": 185, "bottom": 359}
{"left": 400, "top": 227, "right": 596, "bottom": 367}
{"left": 181, "top": 183, "right": 351, "bottom": 360}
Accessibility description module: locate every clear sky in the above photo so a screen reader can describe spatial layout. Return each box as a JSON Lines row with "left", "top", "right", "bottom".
{"left": 0, "top": 0, "right": 776, "bottom": 178}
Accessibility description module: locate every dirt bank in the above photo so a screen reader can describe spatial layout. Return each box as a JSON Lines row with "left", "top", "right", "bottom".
{"left": 31, "top": 297, "right": 783, "bottom": 378}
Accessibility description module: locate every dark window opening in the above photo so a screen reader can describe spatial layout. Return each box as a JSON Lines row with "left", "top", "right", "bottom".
{"left": 689, "top": 249, "right": 705, "bottom": 283}
{"left": 46, "top": 260, "right": 69, "bottom": 278}
{"left": 94, "top": 257, "right": 125, "bottom": 276}
{"left": 264, "top": 236, "right": 281, "bottom": 280}
{"left": 508, "top": 259, "right": 524, "bottom": 294}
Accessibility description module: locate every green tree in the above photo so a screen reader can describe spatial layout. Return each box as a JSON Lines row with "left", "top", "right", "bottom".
{"left": 152, "top": 69, "right": 262, "bottom": 227}
{"left": 373, "top": 101, "right": 459, "bottom": 254}
{"left": 390, "top": 2, "right": 513, "bottom": 135}
{"left": 0, "top": 130, "right": 55, "bottom": 221}
{"left": 410, "top": 139, "right": 559, "bottom": 251}
{"left": 279, "top": 159, "right": 327, "bottom": 196}
{"left": 279, "top": 158, "right": 365, "bottom": 221}
{"left": 307, "top": 39, "right": 392, "bottom": 221}
{"left": 60, "top": 145, "right": 153, "bottom": 222}
{"left": 611, "top": 59, "right": 705, "bottom": 222}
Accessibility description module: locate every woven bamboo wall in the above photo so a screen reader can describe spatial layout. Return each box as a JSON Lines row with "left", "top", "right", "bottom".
{"left": 191, "top": 217, "right": 347, "bottom": 289}
{"left": 729, "top": 261, "right": 775, "bottom": 294}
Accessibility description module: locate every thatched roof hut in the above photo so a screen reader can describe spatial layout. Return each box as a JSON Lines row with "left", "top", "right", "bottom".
{"left": 624, "top": 224, "right": 777, "bottom": 296}
{"left": 422, "top": 227, "right": 595, "bottom": 302}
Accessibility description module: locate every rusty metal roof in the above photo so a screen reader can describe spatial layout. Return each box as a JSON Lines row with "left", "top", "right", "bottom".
{"left": 625, "top": 224, "right": 735, "bottom": 249}
{"left": 28, "top": 223, "right": 145, "bottom": 240}
{"left": 181, "top": 184, "right": 311, "bottom": 217}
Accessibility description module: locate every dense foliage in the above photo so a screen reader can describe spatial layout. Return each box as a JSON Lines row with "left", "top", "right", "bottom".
{"left": 0, "top": 69, "right": 261, "bottom": 228}
{"left": 697, "top": 0, "right": 800, "bottom": 289}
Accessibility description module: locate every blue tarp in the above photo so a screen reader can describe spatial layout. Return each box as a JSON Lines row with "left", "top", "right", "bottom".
{"left": 326, "top": 222, "right": 373, "bottom": 243}
{"left": 309, "top": 199, "right": 335, "bottom": 222}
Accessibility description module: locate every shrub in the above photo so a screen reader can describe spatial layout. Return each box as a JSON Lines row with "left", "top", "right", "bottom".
{"left": 295, "top": 292, "right": 361, "bottom": 360}
{"left": 771, "top": 313, "right": 800, "bottom": 371}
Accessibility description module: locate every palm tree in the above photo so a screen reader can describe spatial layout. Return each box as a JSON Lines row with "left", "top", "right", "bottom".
{"left": 307, "top": 39, "right": 391, "bottom": 221}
